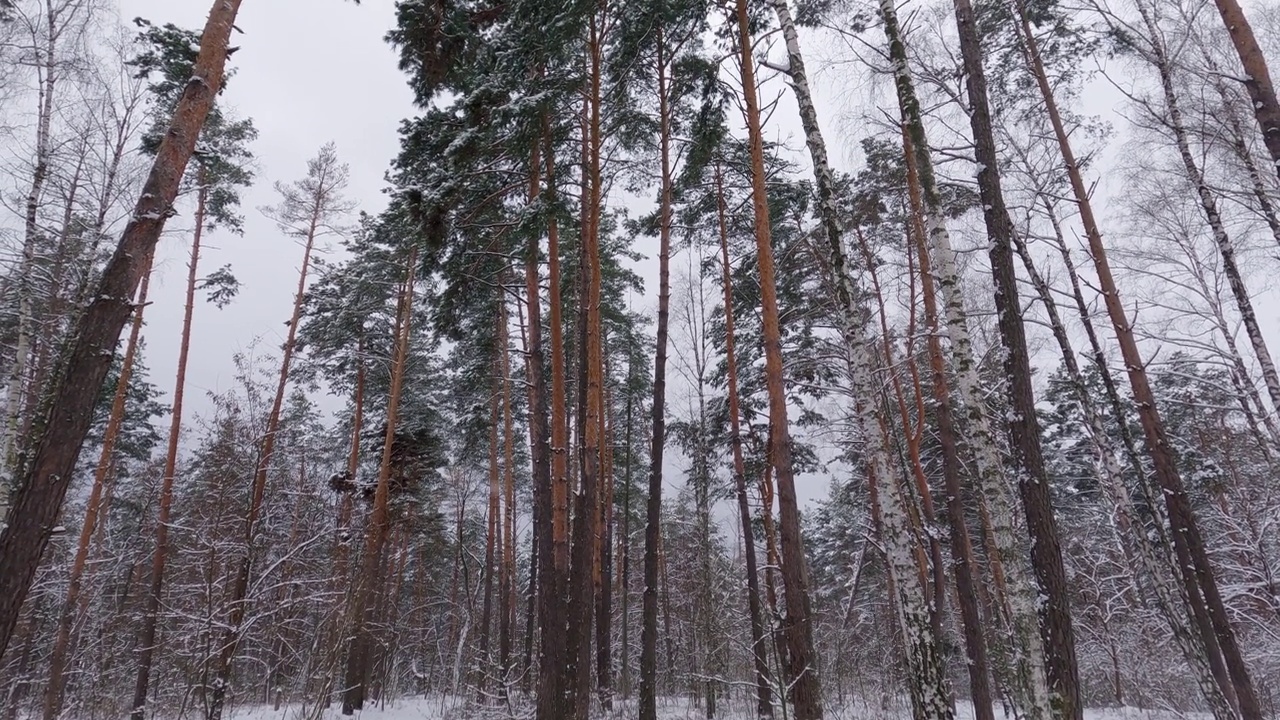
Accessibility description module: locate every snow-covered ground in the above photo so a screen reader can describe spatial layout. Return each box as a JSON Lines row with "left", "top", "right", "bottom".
{"left": 215, "top": 696, "right": 1210, "bottom": 720}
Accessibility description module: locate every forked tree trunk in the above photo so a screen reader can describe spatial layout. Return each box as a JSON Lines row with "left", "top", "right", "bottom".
{"left": 131, "top": 177, "right": 210, "bottom": 720}
{"left": 44, "top": 249, "right": 156, "bottom": 720}
{"left": 1009, "top": 1, "right": 1261, "bottom": 715}
{"left": 731, "top": 1, "right": 822, "bottom": 715}
{"left": 713, "top": 161, "right": 773, "bottom": 718}
{"left": 639, "top": 25, "right": 676, "bottom": 720}
{"left": 0, "top": 0, "right": 243, "bottom": 660}
{"left": 340, "top": 247, "right": 418, "bottom": 715}
{"left": 881, "top": 2, "right": 1064, "bottom": 716}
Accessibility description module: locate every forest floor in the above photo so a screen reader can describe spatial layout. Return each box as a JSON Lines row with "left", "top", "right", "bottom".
{"left": 217, "top": 696, "right": 1211, "bottom": 720}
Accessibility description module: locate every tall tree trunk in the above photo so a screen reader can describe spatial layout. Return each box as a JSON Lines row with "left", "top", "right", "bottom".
{"left": 951, "top": 1, "right": 1082, "bottom": 716}
{"left": 340, "top": 248, "right": 418, "bottom": 715}
{"left": 882, "top": 2, "right": 1066, "bottom": 716}
{"left": 732, "top": 2, "right": 822, "bottom": 715}
{"left": 595, "top": 374, "right": 615, "bottom": 711}
{"left": 714, "top": 161, "right": 774, "bottom": 719}
{"left": 1013, "top": 231, "right": 1237, "bottom": 719}
{"left": 1209, "top": 0, "right": 1280, "bottom": 183}
{"left": 536, "top": 129, "right": 572, "bottom": 720}
{"left": 567, "top": 13, "right": 606, "bottom": 716}
{"left": 1135, "top": 0, "right": 1280, "bottom": 419}
{"left": 1010, "top": 2, "right": 1261, "bottom": 715}
{"left": 500, "top": 289, "right": 517, "bottom": 691}
{"left": 207, "top": 176, "right": 323, "bottom": 720}
{"left": 131, "top": 177, "right": 210, "bottom": 720}
{"left": 44, "top": 249, "right": 156, "bottom": 720}
{"left": 898, "top": 149, "right": 994, "bottom": 720}
{"left": 0, "top": 0, "right": 243, "bottom": 661}
{"left": 478, "top": 343, "right": 502, "bottom": 701}
{"left": 639, "top": 25, "right": 675, "bottom": 720}
{"left": 521, "top": 142, "right": 551, "bottom": 697}
{"left": 619, "top": 358, "right": 633, "bottom": 701}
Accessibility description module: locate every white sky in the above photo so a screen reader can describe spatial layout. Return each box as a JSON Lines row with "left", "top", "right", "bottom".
{"left": 116, "top": 0, "right": 415, "bottom": 418}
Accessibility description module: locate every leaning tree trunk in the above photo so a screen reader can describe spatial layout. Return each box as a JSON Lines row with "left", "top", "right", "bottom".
{"left": 714, "top": 161, "right": 774, "bottom": 719}
{"left": 1012, "top": 226, "right": 1237, "bottom": 720}
{"left": 1135, "top": 0, "right": 1280, "bottom": 423}
{"left": 1, "top": 0, "right": 60, "bottom": 516}
{"left": 1010, "top": 1, "right": 1261, "bottom": 715}
{"left": 898, "top": 130, "right": 994, "bottom": 720}
{"left": 207, "top": 178, "right": 323, "bottom": 720}
{"left": 0, "top": 0, "right": 244, "bottom": 660}
{"left": 131, "top": 176, "right": 210, "bottom": 720}
{"left": 882, "top": 2, "right": 1065, "bottom": 716}
{"left": 732, "top": 1, "right": 825, "bottom": 715}
{"left": 43, "top": 249, "right": 156, "bottom": 720}
{"left": 639, "top": 26, "right": 676, "bottom": 720}
{"left": 1209, "top": 0, "right": 1280, "bottom": 184}
{"left": 766, "top": 2, "right": 950, "bottom": 715}
{"left": 949, "top": 2, "right": 1082, "bottom": 717}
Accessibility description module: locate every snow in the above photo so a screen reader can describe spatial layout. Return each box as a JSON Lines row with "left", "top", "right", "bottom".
{"left": 207, "top": 696, "right": 1210, "bottom": 720}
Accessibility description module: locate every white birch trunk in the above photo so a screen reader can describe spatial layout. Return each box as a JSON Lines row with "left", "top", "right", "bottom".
{"left": 877, "top": 0, "right": 1053, "bottom": 715}
{"left": 768, "top": 2, "right": 952, "bottom": 714}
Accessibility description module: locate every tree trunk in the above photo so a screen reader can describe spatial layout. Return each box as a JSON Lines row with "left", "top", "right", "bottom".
{"left": 477, "top": 346, "right": 502, "bottom": 701}
{"left": 207, "top": 174, "right": 322, "bottom": 720}
{"left": 951, "top": 1, "right": 1082, "bottom": 716}
{"left": 1011, "top": 217, "right": 1236, "bottom": 719}
{"left": 595, "top": 374, "right": 615, "bottom": 711}
{"left": 732, "top": 2, "right": 822, "bottom": 715}
{"left": 1135, "top": 0, "right": 1280, "bottom": 422}
{"left": 1010, "top": 1, "right": 1261, "bottom": 715}
{"left": 898, "top": 160, "right": 994, "bottom": 720}
{"left": 0, "top": 0, "right": 243, "bottom": 660}
{"left": 131, "top": 177, "right": 210, "bottom": 720}
{"left": 536, "top": 128, "right": 572, "bottom": 720}
{"left": 714, "top": 161, "right": 774, "bottom": 719}
{"left": 1209, "top": 0, "right": 1280, "bottom": 184}
{"left": 639, "top": 25, "right": 675, "bottom": 720}
{"left": 1, "top": 0, "right": 61, "bottom": 515}
{"left": 340, "top": 248, "right": 418, "bottom": 715}
{"left": 500, "top": 288, "right": 517, "bottom": 691}
{"left": 882, "top": 2, "right": 1066, "bottom": 716}
{"left": 44, "top": 248, "right": 155, "bottom": 720}
{"left": 521, "top": 142, "right": 551, "bottom": 697}
{"left": 566, "top": 14, "right": 606, "bottom": 716}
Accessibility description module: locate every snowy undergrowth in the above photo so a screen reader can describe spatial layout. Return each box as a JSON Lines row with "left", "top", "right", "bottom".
{"left": 211, "top": 696, "right": 1210, "bottom": 720}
